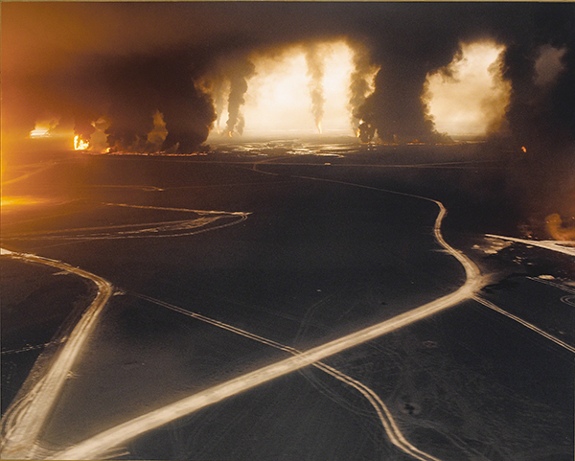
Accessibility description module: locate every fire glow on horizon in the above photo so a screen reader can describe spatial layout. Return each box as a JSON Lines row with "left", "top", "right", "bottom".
{"left": 74, "top": 135, "right": 90, "bottom": 151}
{"left": 28, "top": 118, "right": 60, "bottom": 138}
{"left": 209, "top": 41, "right": 378, "bottom": 138}
{"left": 424, "top": 41, "right": 510, "bottom": 137}
{"left": 22, "top": 41, "right": 541, "bottom": 149}
{"left": 208, "top": 39, "right": 512, "bottom": 140}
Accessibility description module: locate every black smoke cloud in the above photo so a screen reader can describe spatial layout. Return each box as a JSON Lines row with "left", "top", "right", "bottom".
{"left": 59, "top": 50, "right": 216, "bottom": 153}
{"left": 497, "top": 4, "right": 575, "bottom": 151}
{"left": 2, "top": 2, "right": 574, "bottom": 154}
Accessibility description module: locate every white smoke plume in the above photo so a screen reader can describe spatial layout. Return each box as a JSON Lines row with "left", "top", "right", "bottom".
{"left": 88, "top": 116, "right": 110, "bottom": 153}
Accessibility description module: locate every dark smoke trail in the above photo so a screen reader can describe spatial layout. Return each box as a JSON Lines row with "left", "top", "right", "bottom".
{"left": 4, "top": 3, "right": 575, "bottom": 155}
{"left": 305, "top": 44, "right": 325, "bottom": 133}
{"left": 348, "top": 43, "right": 379, "bottom": 134}
{"left": 225, "top": 58, "right": 255, "bottom": 136}
{"left": 373, "top": 62, "right": 438, "bottom": 143}
{"left": 197, "top": 61, "right": 230, "bottom": 134}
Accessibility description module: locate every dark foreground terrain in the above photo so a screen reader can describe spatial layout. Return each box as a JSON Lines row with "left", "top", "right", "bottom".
{"left": 1, "top": 141, "right": 573, "bottom": 460}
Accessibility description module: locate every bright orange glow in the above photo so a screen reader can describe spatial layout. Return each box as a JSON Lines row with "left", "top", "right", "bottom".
{"left": 424, "top": 41, "right": 510, "bottom": 137}
{"left": 244, "top": 48, "right": 315, "bottom": 135}
{"left": 521, "top": 146, "right": 527, "bottom": 153}
{"left": 29, "top": 127, "right": 51, "bottom": 138}
{"left": 29, "top": 117, "right": 60, "bottom": 138}
{"left": 74, "top": 135, "right": 90, "bottom": 150}
{"left": 0, "top": 196, "right": 49, "bottom": 209}
{"left": 210, "top": 41, "right": 375, "bottom": 138}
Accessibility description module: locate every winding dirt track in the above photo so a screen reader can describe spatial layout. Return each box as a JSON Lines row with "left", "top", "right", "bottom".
{"left": 3, "top": 157, "right": 571, "bottom": 460}
{"left": 50, "top": 175, "right": 483, "bottom": 460}
{"left": 486, "top": 234, "right": 575, "bottom": 257}
{"left": 0, "top": 249, "right": 113, "bottom": 459}
{"left": 136, "top": 293, "right": 442, "bottom": 461}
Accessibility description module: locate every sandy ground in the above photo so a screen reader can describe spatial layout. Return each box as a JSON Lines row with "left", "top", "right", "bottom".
{"left": 1, "top": 144, "right": 573, "bottom": 460}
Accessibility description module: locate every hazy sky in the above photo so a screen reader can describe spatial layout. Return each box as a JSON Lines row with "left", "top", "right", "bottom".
{"left": 2, "top": 2, "right": 574, "bottom": 152}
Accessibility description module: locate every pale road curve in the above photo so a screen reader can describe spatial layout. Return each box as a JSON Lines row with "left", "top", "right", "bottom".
{"left": 0, "top": 204, "right": 251, "bottom": 458}
{"left": 3, "top": 203, "right": 250, "bottom": 241}
{"left": 0, "top": 249, "right": 114, "bottom": 460}
{"left": 528, "top": 276, "right": 575, "bottom": 294}
{"left": 5, "top": 215, "right": 248, "bottom": 241}
{"left": 485, "top": 234, "right": 575, "bottom": 257}
{"left": 52, "top": 176, "right": 483, "bottom": 460}
{"left": 136, "top": 293, "right": 441, "bottom": 461}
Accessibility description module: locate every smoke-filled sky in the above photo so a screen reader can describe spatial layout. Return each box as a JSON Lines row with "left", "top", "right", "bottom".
{"left": 2, "top": 2, "right": 574, "bottom": 154}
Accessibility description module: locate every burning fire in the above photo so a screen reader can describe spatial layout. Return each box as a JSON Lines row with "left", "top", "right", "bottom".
{"left": 74, "top": 135, "right": 90, "bottom": 150}
{"left": 208, "top": 40, "right": 377, "bottom": 138}
{"left": 356, "top": 119, "right": 376, "bottom": 143}
{"left": 521, "top": 146, "right": 527, "bottom": 153}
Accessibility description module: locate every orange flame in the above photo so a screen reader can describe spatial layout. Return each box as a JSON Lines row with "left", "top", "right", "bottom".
{"left": 74, "top": 135, "right": 90, "bottom": 151}
{"left": 521, "top": 146, "right": 527, "bottom": 153}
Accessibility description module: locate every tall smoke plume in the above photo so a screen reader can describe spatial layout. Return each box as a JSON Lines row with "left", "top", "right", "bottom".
{"left": 2, "top": 3, "right": 574, "bottom": 153}
{"left": 225, "top": 57, "right": 255, "bottom": 136}
{"left": 304, "top": 44, "right": 326, "bottom": 134}
{"left": 348, "top": 43, "right": 379, "bottom": 134}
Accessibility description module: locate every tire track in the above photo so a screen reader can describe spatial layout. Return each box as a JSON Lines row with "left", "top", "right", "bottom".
{"left": 473, "top": 296, "right": 575, "bottom": 354}
{"left": 0, "top": 249, "right": 113, "bottom": 459}
{"left": 53, "top": 175, "right": 482, "bottom": 460}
